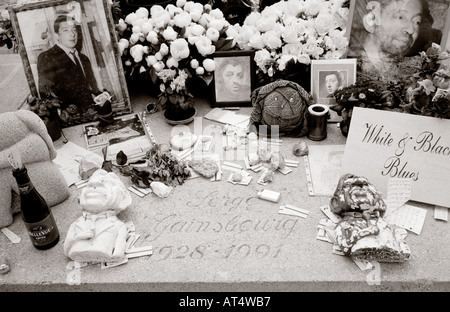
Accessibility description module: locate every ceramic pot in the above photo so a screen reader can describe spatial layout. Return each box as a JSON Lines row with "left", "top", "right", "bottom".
{"left": 307, "top": 104, "right": 329, "bottom": 141}
{"left": 163, "top": 107, "right": 196, "bottom": 125}
{"left": 46, "top": 119, "right": 62, "bottom": 141}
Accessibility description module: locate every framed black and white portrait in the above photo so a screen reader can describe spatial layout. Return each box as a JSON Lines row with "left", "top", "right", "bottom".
{"left": 9, "top": 0, "right": 131, "bottom": 127}
{"left": 211, "top": 50, "right": 256, "bottom": 107}
{"left": 311, "top": 59, "right": 357, "bottom": 122}
{"left": 311, "top": 59, "right": 357, "bottom": 104}
{"left": 346, "top": 0, "right": 450, "bottom": 79}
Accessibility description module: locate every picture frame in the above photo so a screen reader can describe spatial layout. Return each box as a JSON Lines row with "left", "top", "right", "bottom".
{"left": 442, "top": 4, "right": 450, "bottom": 51}
{"left": 211, "top": 50, "right": 256, "bottom": 107}
{"left": 310, "top": 59, "right": 357, "bottom": 122}
{"left": 9, "top": 0, "right": 132, "bottom": 127}
{"left": 346, "top": 0, "right": 450, "bottom": 76}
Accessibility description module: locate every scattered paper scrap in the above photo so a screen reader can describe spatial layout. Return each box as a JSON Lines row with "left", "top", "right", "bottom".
{"left": 1, "top": 228, "right": 21, "bottom": 244}
{"left": 128, "top": 185, "right": 151, "bottom": 197}
{"left": 126, "top": 245, "right": 153, "bottom": 259}
{"left": 320, "top": 205, "right": 341, "bottom": 224}
{"left": 332, "top": 245, "right": 345, "bottom": 256}
{"left": 386, "top": 178, "right": 412, "bottom": 211}
{"left": 204, "top": 108, "right": 250, "bottom": 127}
{"left": 277, "top": 166, "right": 292, "bottom": 175}
{"left": 101, "top": 258, "right": 128, "bottom": 269}
{"left": 193, "top": 135, "right": 213, "bottom": 152}
{"left": 278, "top": 206, "right": 308, "bottom": 218}
{"left": 385, "top": 203, "right": 427, "bottom": 235}
{"left": 244, "top": 155, "right": 264, "bottom": 172}
{"left": 227, "top": 173, "right": 252, "bottom": 186}
{"left": 75, "top": 179, "right": 88, "bottom": 189}
{"left": 222, "top": 161, "right": 244, "bottom": 173}
{"left": 257, "top": 168, "right": 273, "bottom": 186}
{"left": 316, "top": 228, "right": 333, "bottom": 243}
{"left": 434, "top": 206, "right": 448, "bottom": 222}
{"left": 126, "top": 233, "right": 140, "bottom": 251}
{"left": 285, "top": 204, "right": 309, "bottom": 215}
{"left": 284, "top": 159, "right": 299, "bottom": 167}
{"left": 173, "top": 148, "right": 194, "bottom": 161}
{"left": 351, "top": 258, "right": 374, "bottom": 271}
{"left": 54, "top": 141, "right": 102, "bottom": 186}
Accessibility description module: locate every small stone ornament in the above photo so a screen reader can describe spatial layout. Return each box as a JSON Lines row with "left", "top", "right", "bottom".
{"left": 0, "top": 256, "right": 10, "bottom": 274}
{"left": 292, "top": 140, "right": 309, "bottom": 156}
{"left": 188, "top": 158, "right": 219, "bottom": 178}
{"left": 330, "top": 173, "right": 411, "bottom": 262}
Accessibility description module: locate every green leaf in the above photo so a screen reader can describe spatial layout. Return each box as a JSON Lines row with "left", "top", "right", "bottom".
{"left": 199, "top": 74, "right": 214, "bottom": 86}
{"left": 119, "top": 165, "right": 132, "bottom": 176}
{"left": 102, "top": 160, "right": 113, "bottom": 172}
{"left": 150, "top": 67, "right": 158, "bottom": 84}
{"left": 116, "top": 150, "right": 128, "bottom": 166}
{"left": 214, "top": 38, "right": 234, "bottom": 51}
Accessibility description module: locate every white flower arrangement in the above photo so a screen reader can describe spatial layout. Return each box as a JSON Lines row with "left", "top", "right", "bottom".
{"left": 226, "top": 0, "right": 350, "bottom": 84}
{"left": 116, "top": 1, "right": 233, "bottom": 112}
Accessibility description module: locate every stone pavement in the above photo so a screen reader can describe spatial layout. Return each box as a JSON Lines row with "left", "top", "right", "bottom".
{"left": 0, "top": 92, "right": 449, "bottom": 292}
{"left": 0, "top": 0, "right": 449, "bottom": 294}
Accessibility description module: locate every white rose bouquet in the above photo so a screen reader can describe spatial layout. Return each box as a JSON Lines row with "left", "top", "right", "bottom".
{"left": 116, "top": 1, "right": 233, "bottom": 118}
{"left": 227, "top": 0, "right": 350, "bottom": 89}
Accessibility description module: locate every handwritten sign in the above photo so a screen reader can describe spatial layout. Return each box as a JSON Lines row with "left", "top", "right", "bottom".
{"left": 342, "top": 107, "right": 450, "bottom": 208}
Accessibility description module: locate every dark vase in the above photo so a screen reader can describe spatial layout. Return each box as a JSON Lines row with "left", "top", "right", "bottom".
{"left": 163, "top": 106, "right": 196, "bottom": 125}
{"left": 125, "top": 74, "right": 160, "bottom": 98}
{"left": 186, "top": 76, "right": 209, "bottom": 98}
{"left": 46, "top": 119, "right": 62, "bottom": 141}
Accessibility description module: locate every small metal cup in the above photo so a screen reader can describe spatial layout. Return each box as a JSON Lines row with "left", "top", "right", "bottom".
{"left": 307, "top": 104, "right": 329, "bottom": 141}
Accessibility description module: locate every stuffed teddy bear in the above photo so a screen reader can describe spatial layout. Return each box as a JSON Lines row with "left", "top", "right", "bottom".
{"left": 0, "top": 110, "right": 70, "bottom": 228}
{"left": 63, "top": 169, "right": 132, "bottom": 263}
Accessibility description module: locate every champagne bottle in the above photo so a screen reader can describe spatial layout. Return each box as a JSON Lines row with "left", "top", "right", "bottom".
{"left": 7, "top": 152, "right": 60, "bottom": 250}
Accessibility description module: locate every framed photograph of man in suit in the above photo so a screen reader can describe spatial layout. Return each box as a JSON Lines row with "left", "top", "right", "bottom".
{"left": 9, "top": 0, "right": 131, "bottom": 127}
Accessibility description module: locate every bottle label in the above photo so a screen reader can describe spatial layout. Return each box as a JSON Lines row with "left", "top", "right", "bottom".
{"left": 24, "top": 213, "right": 59, "bottom": 247}
{"left": 18, "top": 182, "right": 32, "bottom": 194}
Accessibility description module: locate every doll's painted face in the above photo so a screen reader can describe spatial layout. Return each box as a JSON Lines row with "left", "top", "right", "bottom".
{"left": 80, "top": 170, "right": 131, "bottom": 214}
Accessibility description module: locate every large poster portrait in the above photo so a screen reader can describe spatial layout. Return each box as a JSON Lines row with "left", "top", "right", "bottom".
{"left": 346, "top": 0, "right": 450, "bottom": 80}
{"left": 9, "top": 0, "right": 131, "bottom": 127}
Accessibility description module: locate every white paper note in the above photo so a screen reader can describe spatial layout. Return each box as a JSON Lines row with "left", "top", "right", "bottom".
{"left": 434, "top": 206, "right": 448, "bottom": 222}
{"left": 54, "top": 141, "right": 103, "bottom": 186}
{"left": 385, "top": 203, "right": 427, "bottom": 235}
{"left": 386, "top": 178, "right": 412, "bottom": 211}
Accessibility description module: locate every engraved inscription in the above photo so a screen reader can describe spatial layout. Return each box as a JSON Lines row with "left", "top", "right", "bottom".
{"left": 146, "top": 213, "right": 299, "bottom": 241}
{"left": 141, "top": 191, "right": 301, "bottom": 261}
{"left": 151, "top": 243, "right": 284, "bottom": 260}
{"left": 186, "top": 190, "right": 260, "bottom": 212}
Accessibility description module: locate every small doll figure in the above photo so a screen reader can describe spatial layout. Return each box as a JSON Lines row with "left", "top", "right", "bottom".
{"left": 330, "top": 174, "right": 410, "bottom": 262}
{"left": 63, "top": 169, "right": 132, "bottom": 263}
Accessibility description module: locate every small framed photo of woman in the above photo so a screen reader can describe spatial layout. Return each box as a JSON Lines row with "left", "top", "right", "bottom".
{"left": 9, "top": 0, "right": 132, "bottom": 127}
{"left": 211, "top": 50, "right": 256, "bottom": 107}
{"left": 311, "top": 59, "right": 357, "bottom": 122}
